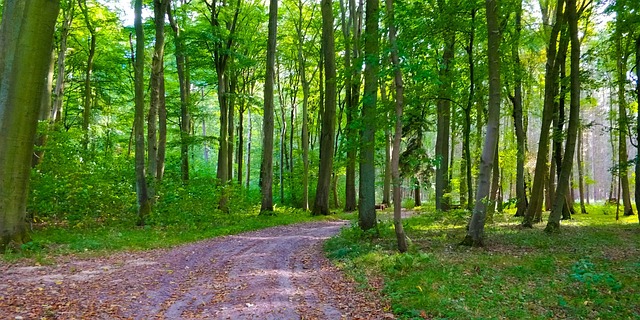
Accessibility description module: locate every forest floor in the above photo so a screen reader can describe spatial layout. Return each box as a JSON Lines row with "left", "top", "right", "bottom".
{"left": 0, "top": 220, "right": 395, "bottom": 319}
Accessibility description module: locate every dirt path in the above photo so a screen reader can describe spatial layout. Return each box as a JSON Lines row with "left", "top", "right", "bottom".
{"left": 0, "top": 221, "right": 394, "bottom": 319}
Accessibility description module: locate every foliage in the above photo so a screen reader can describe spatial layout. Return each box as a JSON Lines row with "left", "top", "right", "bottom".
{"left": 327, "top": 207, "right": 640, "bottom": 319}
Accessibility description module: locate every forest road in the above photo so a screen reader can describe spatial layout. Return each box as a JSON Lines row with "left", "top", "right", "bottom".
{"left": 1, "top": 220, "right": 394, "bottom": 319}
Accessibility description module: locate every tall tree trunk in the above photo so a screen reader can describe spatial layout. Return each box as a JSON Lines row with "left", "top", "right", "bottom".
{"left": 217, "top": 73, "right": 229, "bottom": 182}
{"left": 246, "top": 104, "right": 252, "bottom": 189}
{"left": 545, "top": 0, "right": 580, "bottom": 232}
{"left": 577, "top": 123, "right": 587, "bottom": 213}
{"left": 228, "top": 73, "right": 236, "bottom": 181}
{"left": 297, "top": 0, "right": 312, "bottom": 211}
{"left": 615, "top": 24, "right": 634, "bottom": 216}
{"left": 79, "top": 0, "right": 95, "bottom": 149}
{"left": 635, "top": 35, "right": 640, "bottom": 223}
{"left": 511, "top": 1, "right": 527, "bottom": 217}
{"left": 313, "top": 0, "right": 337, "bottom": 216}
{"left": 51, "top": 0, "right": 74, "bottom": 123}
{"left": 169, "top": 2, "right": 190, "bottom": 182}
{"left": 32, "top": 47, "right": 56, "bottom": 167}
{"left": 463, "top": 7, "right": 476, "bottom": 212}
{"left": 149, "top": 0, "right": 168, "bottom": 182}
{"left": 381, "top": 84, "right": 391, "bottom": 206}
{"left": 134, "top": 0, "right": 151, "bottom": 225}
{"left": 237, "top": 80, "right": 246, "bottom": 185}
{"left": 461, "top": 0, "right": 500, "bottom": 247}
{"left": 489, "top": 139, "right": 500, "bottom": 217}
{"left": 260, "top": 0, "right": 278, "bottom": 213}
{"left": 435, "top": 20, "right": 455, "bottom": 212}
{"left": 358, "top": 0, "right": 378, "bottom": 229}
{"left": 157, "top": 66, "right": 167, "bottom": 180}
{"left": 387, "top": 0, "right": 407, "bottom": 252}
{"left": 0, "top": 0, "right": 60, "bottom": 250}
{"left": 523, "top": 0, "right": 565, "bottom": 227}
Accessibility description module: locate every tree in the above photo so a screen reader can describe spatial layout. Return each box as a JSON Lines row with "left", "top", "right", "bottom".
{"left": 545, "top": 0, "right": 582, "bottom": 232}
{"left": 461, "top": 0, "right": 501, "bottom": 247}
{"left": 358, "top": 0, "right": 378, "bottom": 230}
{"left": 0, "top": 0, "right": 60, "bottom": 250}
{"left": 78, "top": 0, "right": 96, "bottom": 149}
{"left": 312, "top": 0, "right": 337, "bottom": 216}
{"left": 134, "top": 0, "right": 151, "bottom": 225}
{"left": 385, "top": 0, "right": 407, "bottom": 252}
{"left": 260, "top": 0, "right": 278, "bottom": 214}
{"left": 149, "top": 0, "right": 169, "bottom": 181}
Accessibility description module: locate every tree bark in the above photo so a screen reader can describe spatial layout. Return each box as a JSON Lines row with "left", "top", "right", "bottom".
{"left": 615, "top": 22, "right": 634, "bottom": 216}
{"left": 511, "top": 1, "right": 527, "bottom": 217}
{"left": 358, "top": 0, "right": 378, "bottom": 230}
{"left": 312, "top": 0, "right": 337, "bottom": 216}
{"left": 260, "top": 0, "right": 278, "bottom": 213}
{"left": 79, "top": 0, "right": 96, "bottom": 149}
{"left": 134, "top": 0, "right": 152, "bottom": 225}
{"left": 545, "top": 0, "right": 580, "bottom": 232}
{"left": 150, "top": 0, "right": 168, "bottom": 181}
{"left": 51, "top": 0, "right": 74, "bottom": 123}
{"left": 635, "top": 35, "right": 640, "bottom": 223}
{"left": 461, "top": 0, "right": 500, "bottom": 247}
{"left": 0, "top": 0, "right": 60, "bottom": 250}
{"left": 228, "top": 73, "right": 237, "bottom": 182}
{"left": 577, "top": 124, "right": 587, "bottom": 213}
{"left": 386, "top": 0, "right": 407, "bottom": 252}
{"left": 297, "top": 0, "right": 312, "bottom": 211}
{"left": 169, "top": 3, "right": 190, "bottom": 182}
{"left": 463, "top": 7, "right": 476, "bottom": 212}
{"left": 32, "top": 47, "right": 55, "bottom": 167}
{"left": 381, "top": 83, "right": 391, "bottom": 206}
{"left": 523, "top": 0, "right": 565, "bottom": 228}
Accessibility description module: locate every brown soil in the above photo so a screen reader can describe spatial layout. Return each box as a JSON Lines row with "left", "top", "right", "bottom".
{"left": 0, "top": 221, "right": 394, "bottom": 319}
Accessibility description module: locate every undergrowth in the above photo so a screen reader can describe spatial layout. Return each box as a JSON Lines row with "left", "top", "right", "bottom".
{"left": 326, "top": 204, "right": 640, "bottom": 319}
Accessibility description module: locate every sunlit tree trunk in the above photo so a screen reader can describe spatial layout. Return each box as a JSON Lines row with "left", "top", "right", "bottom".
{"left": 461, "top": 0, "right": 500, "bottom": 247}
{"left": 577, "top": 124, "right": 587, "bottom": 213}
{"left": 462, "top": 7, "right": 477, "bottom": 212}
{"left": 313, "top": 0, "right": 337, "bottom": 216}
{"left": 635, "top": 35, "right": 640, "bottom": 223}
{"left": 545, "top": 0, "right": 580, "bottom": 232}
{"left": 523, "top": 0, "right": 565, "bottom": 227}
{"left": 51, "top": 0, "right": 74, "bottom": 123}
{"left": 510, "top": 1, "right": 527, "bottom": 217}
{"left": 0, "top": 0, "right": 60, "bottom": 250}
{"left": 134, "top": 0, "right": 151, "bottom": 225}
{"left": 150, "top": 0, "right": 168, "bottom": 181}
{"left": 260, "top": 0, "right": 277, "bottom": 213}
{"left": 615, "top": 20, "right": 634, "bottom": 216}
{"left": 32, "top": 47, "right": 55, "bottom": 167}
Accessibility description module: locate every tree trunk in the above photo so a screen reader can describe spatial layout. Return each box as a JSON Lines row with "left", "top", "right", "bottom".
{"left": 489, "top": 139, "right": 500, "bottom": 218}
{"left": 297, "top": 0, "right": 312, "bottom": 211}
{"left": 79, "top": 0, "right": 96, "bottom": 149}
{"left": 523, "top": 0, "right": 565, "bottom": 228}
{"left": 32, "top": 47, "right": 56, "bottom": 167}
{"left": 545, "top": 0, "right": 580, "bottom": 232}
{"left": 134, "top": 0, "right": 151, "bottom": 225}
{"left": 577, "top": 124, "right": 587, "bottom": 213}
{"left": 615, "top": 24, "right": 634, "bottom": 216}
{"left": 435, "top": 25, "right": 455, "bottom": 212}
{"left": 381, "top": 84, "right": 391, "bottom": 206}
{"left": 228, "top": 75, "right": 237, "bottom": 182}
{"left": 635, "top": 35, "right": 640, "bottom": 223}
{"left": 0, "top": 0, "right": 60, "bottom": 250}
{"left": 217, "top": 72, "right": 229, "bottom": 182}
{"left": 150, "top": 0, "right": 168, "bottom": 182}
{"left": 260, "top": 0, "right": 278, "bottom": 213}
{"left": 357, "top": 0, "right": 378, "bottom": 229}
{"left": 157, "top": 66, "right": 167, "bottom": 180}
{"left": 385, "top": 0, "right": 407, "bottom": 252}
{"left": 169, "top": 3, "right": 190, "bottom": 182}
{"left": 511, "top": 1, "right": 527, "bottom": 217}
{"left": 312, "top": 0, "right": 337, "bottom": 216}
{"left": 51, "top": 1, "right": 74, "bottom": 123}
{"left": 463, "top": 8, "right": 476, "bottom": 212}
{"left": 461, "top": 0, "right": 500, "bottom": 247}
{"left": 246, "top": 105, "right": 252, "bottom": 189}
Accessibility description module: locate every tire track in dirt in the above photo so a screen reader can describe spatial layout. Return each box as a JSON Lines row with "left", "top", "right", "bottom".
{"left": 0, "top": 221, "right": 394, "bottom": 319}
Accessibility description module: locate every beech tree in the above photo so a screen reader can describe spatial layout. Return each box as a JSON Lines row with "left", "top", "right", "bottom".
{"left": 0, "top": 0, "right": 60, "bottom": 249}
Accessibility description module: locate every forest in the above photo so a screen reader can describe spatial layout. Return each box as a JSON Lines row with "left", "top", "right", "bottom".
{"left": 0, "top": 0, "right": 639, "bottom": 318}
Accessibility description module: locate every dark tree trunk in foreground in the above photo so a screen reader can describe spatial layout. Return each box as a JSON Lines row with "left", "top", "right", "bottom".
{"left": 511, "top": 1, "right": 527, "bottom": 217}
{"left": 260, "top": 0, "right": 277, "bottom": 213}
{"left": 358, "top": 0, "right": 379, "bottom": 230}
{"left": 0, "top": 0, "right": 60, "bottom": 250}
{"left": 134, "top": 0, "right": 152, "bottom": 225}
{"left": 523, "top": 0, "right": 565, "bottom": 227}
{"left": 461, "top": 0, "right": 500, "bottom": 247}
{"left": 385, "top": 0, "right": 407, "bottom": 252}
{"left": 313, "top": 0, "right": 337, "bottom": 216}
{"left": 545, "top": 0, "right": 580, "bottom": 232}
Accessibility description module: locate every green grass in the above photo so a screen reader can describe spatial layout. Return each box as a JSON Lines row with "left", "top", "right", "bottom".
{"left": 326, "top": 204, "right": 640, "bottom": 319}
{"left": 4, "top": 206, "right": 347, "bottom": 263}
